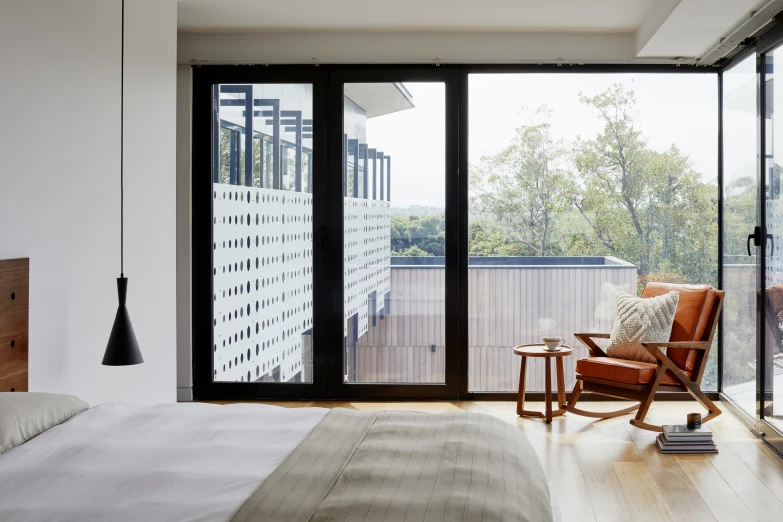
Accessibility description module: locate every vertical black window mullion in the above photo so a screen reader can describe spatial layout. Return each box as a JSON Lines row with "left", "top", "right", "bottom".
{"left": 457, "top": 67, "right": 469, "bottom": 399}
{"left": 757, "top": 49, "right": 767, "bottom": 426}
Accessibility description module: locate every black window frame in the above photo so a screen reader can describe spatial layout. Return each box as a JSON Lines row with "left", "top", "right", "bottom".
{"left": 326, "top": 67, "right": 461, "bottom": 400}
{"left": 192, "top": 66, "right": 328, "bottom": 400}
{"left": 193, "top": 63, "right": 727, "bottom": 403}
{"left": 710, "top": 17, "right": 783, "bottom": 458}
{"left": 721, "top": 23, "right": 783, "bottom": 456}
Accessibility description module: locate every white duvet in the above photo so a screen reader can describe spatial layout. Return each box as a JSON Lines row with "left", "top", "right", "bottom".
{"left": 0, "top": 402, "right": 328, "bottom": 522}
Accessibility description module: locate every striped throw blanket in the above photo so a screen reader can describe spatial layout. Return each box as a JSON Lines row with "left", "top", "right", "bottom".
{"left": 232, "top": 409, "right": 555, "bottom": 522}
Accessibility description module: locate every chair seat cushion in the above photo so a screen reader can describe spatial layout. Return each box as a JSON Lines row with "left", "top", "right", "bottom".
{"left": 575, "top": 357, "right": 691, "bottom": 386}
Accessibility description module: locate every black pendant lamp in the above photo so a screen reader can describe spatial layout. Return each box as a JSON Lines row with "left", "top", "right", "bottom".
{"left": 103, "top": 0, "right": 143, "bottom": 366}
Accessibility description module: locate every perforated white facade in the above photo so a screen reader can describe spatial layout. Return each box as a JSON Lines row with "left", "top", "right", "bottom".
{"left": 213, "top": 185, "right": 314, "bottom": 383}
{"left": 344, "top": 197, "right": 391, "bottom": 339}
{"left": 213, "top": 185, "right": 391, "bottom": 382}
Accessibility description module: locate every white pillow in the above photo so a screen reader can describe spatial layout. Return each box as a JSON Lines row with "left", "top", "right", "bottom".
{"left": 0, "top": 392, "right": 88, "bottom": 454}
{"left": 607, "top": 291, "right": 679, "bottom": 364}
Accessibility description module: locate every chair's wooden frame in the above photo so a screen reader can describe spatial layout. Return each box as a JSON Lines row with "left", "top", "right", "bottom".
{"left": 564, "top": 290, "right": 724, "bottom": 432}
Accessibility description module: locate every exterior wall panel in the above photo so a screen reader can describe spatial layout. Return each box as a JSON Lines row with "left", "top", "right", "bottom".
{"left": 355, "top": 263, "right": 637, "bottom": 391}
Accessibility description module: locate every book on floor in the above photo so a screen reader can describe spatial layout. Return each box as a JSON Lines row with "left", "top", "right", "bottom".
{"left": 656, "top": 434, "right": 718, "bottom": 454}
{"left": 661, "top": 424, "right": 714, "bottom": 442}
{"left": 657, "top": 425, "right": 717, "bottom": 454}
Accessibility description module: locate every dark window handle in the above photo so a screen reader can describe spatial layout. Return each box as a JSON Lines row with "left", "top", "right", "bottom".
{"left": 767, "top": 233, "right": 775, "bottom": 256}
{"left": 748, "top": 226, "right": 761, "bottom": 256}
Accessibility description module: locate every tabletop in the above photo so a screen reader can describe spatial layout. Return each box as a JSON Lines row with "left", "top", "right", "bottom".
{"left": 513, "top": 344, "right": 573, "bottom": 357}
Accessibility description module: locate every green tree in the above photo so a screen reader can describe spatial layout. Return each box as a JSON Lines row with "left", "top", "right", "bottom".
{"left": 391, "top": 214, "right": 445, "bottom": 256}
{"left": 397, "top": 245, "right": 433, "bottom": 257}
{"left": 572, "top": 85, "right": 717, "bottom": 285}
{"left": 470, "top": 107, "right": 575, "bottom": 256}
{"left": 218, "top": 127, "right": 233, "bottom": 184}
{"left": 468, "top": 220, "right": 530, "bottom": 256}
{"left": 219, "top": 129, "right": 264, "bottom": 188}
{"left": 723, "top": 175, "right": 756, "bottom": 257}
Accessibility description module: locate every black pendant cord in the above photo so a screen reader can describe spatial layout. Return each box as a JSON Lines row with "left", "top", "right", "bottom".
{"left": 120, "top": 0, "right": 125, "bottom": 278}
{"left": 102, "top": 0, "right": 142, "bottom": 366}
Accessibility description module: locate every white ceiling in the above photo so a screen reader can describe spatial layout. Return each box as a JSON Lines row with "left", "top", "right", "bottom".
{"left": 176, "top": 0, "right": 771, "bottom": 63}
{"left": 177, "top": 0, "right": 658, "bottom": 33}
{"left": 637, "top": 0, "right": 768, "bottom": 57}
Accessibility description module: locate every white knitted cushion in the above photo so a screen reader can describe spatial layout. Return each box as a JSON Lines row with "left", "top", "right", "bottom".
{"left": 607, "top": 291, "right": 679, "bottom": 363}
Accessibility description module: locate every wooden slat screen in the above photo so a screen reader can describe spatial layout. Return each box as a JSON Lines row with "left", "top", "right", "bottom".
{"left": 354, "top": 264, "right": 636, "bottom": 391}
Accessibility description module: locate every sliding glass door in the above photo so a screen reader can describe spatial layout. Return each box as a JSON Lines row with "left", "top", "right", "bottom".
{"left": 192, "top": 67, "right": 458, "bottom": 400}
{"left": 329, "top": 70, "right": 459, "bottom": 398}
{"left": 721, "top": 32, "right": 783, "bottom": 454}
{"left": 721, "top": 53, "right": 759, "bottom": 419}
{"left": 342, "top": 82, "right": 446, "bottom": 384}
{"left": 761, "top": 42, "right": 783, "bottom": 450}
{"left": 192, "top": 69, "right": 328, "bottom": 399}
{"left": 213, "top": 83, "right": 315, "bottom": 384}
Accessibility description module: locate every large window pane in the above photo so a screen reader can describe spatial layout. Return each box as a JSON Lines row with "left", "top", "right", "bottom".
{"left": 722, "top": 54, "right": 758, "bottom": 416}
{"left": 213, "top": 84, "right": 314, "bottom": 383}
{"left": 468, "top": 73, "right": 718, "bottom": 392}
{"left": 343, "top": 83, "right": 446, "bottom": 383}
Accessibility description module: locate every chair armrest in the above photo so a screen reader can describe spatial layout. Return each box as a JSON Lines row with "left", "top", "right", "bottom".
{"left": 638, "top": 343, "right": 701, "bottom": 382}
{"left": 574, "top": 333, "right": 610, "bottom": 357}
{"left": 640, "top": 341, "right": 711, "bottom": 350}
{"left": 577, "top": 333, "right": 610, "bottom": 339}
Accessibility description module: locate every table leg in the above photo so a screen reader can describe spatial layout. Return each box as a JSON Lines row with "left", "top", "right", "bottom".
{"left": 516, "top": 356, "right": 527, "bottom": 416}
{"left": 545, "top": 357, "right": 552, "bottom": 423}
{"left": 556, "top": 356, "right": 566, "bottom": 408}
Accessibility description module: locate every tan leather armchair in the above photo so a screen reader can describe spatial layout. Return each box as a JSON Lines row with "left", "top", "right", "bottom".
{"left": 565, "top": 282, "right": 724, "bottom": 432}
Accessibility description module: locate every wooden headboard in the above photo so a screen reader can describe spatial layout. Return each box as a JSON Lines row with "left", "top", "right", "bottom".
{"left": 0, "top": 259, "right": 29, "bottom": 392}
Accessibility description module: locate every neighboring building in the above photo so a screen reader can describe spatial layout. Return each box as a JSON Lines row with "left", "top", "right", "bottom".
{"left": 213, "top": 83, "right": 412, "bottom": 383}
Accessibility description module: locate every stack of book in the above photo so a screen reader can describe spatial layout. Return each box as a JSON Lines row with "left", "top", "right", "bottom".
{"left": 656, "top": 425, "right": 718, "bottom": 454}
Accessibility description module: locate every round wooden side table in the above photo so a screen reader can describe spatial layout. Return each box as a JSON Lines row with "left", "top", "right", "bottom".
{"left": 513, "top": 344, "right": 573, "bottom": 423}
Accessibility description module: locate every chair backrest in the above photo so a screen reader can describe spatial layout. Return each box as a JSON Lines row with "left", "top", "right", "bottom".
{"left": 641, "top": 282, "right": 724, "bottom": 382}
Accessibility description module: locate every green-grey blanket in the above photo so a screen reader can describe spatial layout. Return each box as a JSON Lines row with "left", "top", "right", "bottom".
{"left": 231, "top": 408, "right": 554, "bottom": 522}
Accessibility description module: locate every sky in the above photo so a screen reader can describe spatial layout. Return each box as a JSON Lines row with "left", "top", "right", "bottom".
{"left": 366, "top": 73, "right": 719, "bottom": 209}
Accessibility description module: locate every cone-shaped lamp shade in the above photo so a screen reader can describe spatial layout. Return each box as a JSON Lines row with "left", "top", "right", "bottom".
{"left": 102, "top": 277, "right": 143, "bottom": 366}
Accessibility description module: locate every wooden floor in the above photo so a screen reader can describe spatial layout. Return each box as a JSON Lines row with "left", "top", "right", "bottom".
{"left": 258, "top": 400, "right": 783, "bottom": 522}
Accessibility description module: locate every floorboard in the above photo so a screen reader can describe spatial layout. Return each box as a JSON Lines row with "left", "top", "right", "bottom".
{"left": 209, "top": 400, "right": 782, "bottom": 522}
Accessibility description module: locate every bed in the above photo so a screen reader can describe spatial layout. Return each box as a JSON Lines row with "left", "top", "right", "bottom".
{"left": 0, "top": 258, "right": 558, "bottom": 522}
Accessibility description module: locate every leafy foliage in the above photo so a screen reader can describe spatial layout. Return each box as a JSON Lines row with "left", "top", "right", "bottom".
{"left": 471, "top": 107, "right": 575, "bottom": 256}
{"left": 394, "top": 85, "right": 721, "bottom": 289}
{"left": 466, "top": 84, "right": 718, "bottom": 288}
{"left": 570, "top": 86, "right": 717, "bottom": 283}
{"left": 393, "top": 84, "right": 724, "bottom": 387}
{"left": 391, "top": 214, "right": 445, "bottom": 257}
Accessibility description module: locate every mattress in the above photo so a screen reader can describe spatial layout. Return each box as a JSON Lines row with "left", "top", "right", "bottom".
{"left": 0, "top": 402, "right": 327, "bottom": 522}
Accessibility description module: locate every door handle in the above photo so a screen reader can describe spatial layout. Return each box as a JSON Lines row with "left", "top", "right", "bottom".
{"left": 767, "top": 233, "right": 775, "bottom": 256}
{"left": 748, "top": 226, "right": 761, "bottom": 256}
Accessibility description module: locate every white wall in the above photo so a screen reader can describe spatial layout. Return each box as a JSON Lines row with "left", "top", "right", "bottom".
{"left": 0, "top": 0, "right": 178, "bottom": 405}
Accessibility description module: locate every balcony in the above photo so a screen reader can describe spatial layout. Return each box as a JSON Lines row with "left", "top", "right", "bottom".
{"left": 353, "top": 255, "right": 637, "bottom": 391}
